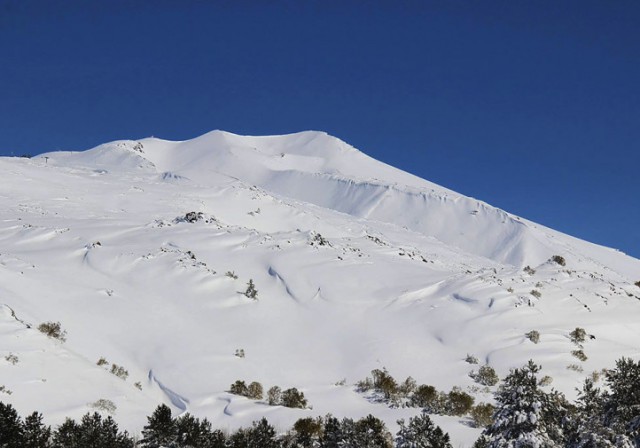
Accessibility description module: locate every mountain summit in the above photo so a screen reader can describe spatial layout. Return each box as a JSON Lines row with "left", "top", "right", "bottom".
{"left": 1, "top": 131, "right": 639, "bottom": 445}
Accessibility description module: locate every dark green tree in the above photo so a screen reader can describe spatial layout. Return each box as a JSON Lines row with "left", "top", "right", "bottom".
{"left": 52, "top": 413, "right": 133, "bottom": 448}
{"left": 281, "top": 388, "right": 308, "bottom": 409}
{"left": 139, "top": 404, "right": 177, "bottom": 447}
{"left": 396, "top": 411, "right": 452, "bottom": 448}
{"left": 246, "top": 418, "right": 281, "bottom": 448}
{"left": 23, "top": 411, "right": 52, "bottom": 448}
{"left": 0, "top": 401, "right": 24, "bottom": 448}
{"left": 291, "top": 416, "right": 323, "bottom": 447}
{"left": 354, "top": 415, "right": 393, "bottom": 448}
{"left": 482, "top": 360, "right": 567, "bottom": 447}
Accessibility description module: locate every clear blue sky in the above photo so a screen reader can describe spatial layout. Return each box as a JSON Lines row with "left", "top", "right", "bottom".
{"left": 1, "top": 1, "right": 639, "bottom": 259}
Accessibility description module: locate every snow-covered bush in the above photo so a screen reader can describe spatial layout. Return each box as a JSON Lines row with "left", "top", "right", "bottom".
{"left": 526, "top": 330, "right": 541, "bottom": 344}
{"left": 229, "top": 380, "right": 248, "bottom": 396}
{"left": 524, "top": 265, "right": 536, "bottom": 275}
{"left": 247, "top": 381, "right": 263, "bottom": 400}
{"left": 37, "top": 321, "right": 67, "bottom": 342}
{"left": 356, "top": 376, "right": 374, "bottom": 392}
{"left": 571, "top": 349, "right": 588, "bottom": 362}
{"left": 570, "top": 327, "right": 587, "bottom": 346}
{"left": 398, "top": 376, "right": 417, "bottom": 396}
{"left": 371, "top": 368, "right": 399, "bottom": 400}
{"left": 567, "top": 363, "right": 584, "bottom": 372}
{"left": 445, "top": 387, "right": 475, "bottom": 416}
{"left": 551, "top": 255, "right": 566, "bottom": 266}
{"left": 409, "top": 384, "right": 438, "bottom": 408}
{"left": 466, "top": 353, "right": 480, "bottom": 364}
{"left": 281, "top": 387, "right": 307, "bottom": 409}
{"left": 530, "top": 289, "right": 542, "bottom": 298}
{"left": 90, "top": 398, "right": 117, "bottom": 414}
{"left": 470, "top": 403, "right": 495, "bottom": 428}
{"left": 110, "top": 364, "right": 128, "bottom": 380}
{"left": 267, "top": 385, "right": 281, "bottom": 405}
{"left": 4, "top": 353, "right": 18, "bottom": 365}
{"left": 470, "top": 365, "right": 499, "bottom": 386}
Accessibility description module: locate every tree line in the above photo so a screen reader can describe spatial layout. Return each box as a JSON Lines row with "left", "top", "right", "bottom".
{"left": 1, "top": 357, "right": 638, "bottom": 447}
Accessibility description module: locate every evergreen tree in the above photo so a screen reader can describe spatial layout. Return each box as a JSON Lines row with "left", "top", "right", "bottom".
{"left": 319, "top": 415, "right": 342, "bottom": 448}
{"left": 482, "top": 360, "right": 566, "bottom": 447}
{"left": 139, "top": 404, "right": 177, "bottom": 447}
{"left": 0, "top": 401, "right": 24, "bottom": 448}
{"left": 281, "top": 388, "right": 308, "bottom": 409}
{"left": 395, "top": 411, "right": 453, "bottom": 448}
{"left": 52, "top": 413, "right": 133, "bottom": 448}
{"left": 52, "top": 418, "right": 81, "bottom": 448}
{"left": 246, "top": 418, "right": 281, "bottom": 448}
{"left": 227, "top": 428, "right": 250, "bottom": 448}
{"left": 354, "top": 415, "right": 393, "bottom": 448}
{"left": 569, "top": 359, "right": 639, "bottom": 447}
{"left": 23, "top": 411, "right": 52, "bottom": 448}
{"left": 603, "top": 357, "right": 640, "bottom": 445}
{"left": 292, "top": 416, "right": 323, "bottom": 447}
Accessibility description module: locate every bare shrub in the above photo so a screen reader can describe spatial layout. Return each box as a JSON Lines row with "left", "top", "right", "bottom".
{"left": 570, "top": 327, "right": 587, "bottom": 346}
{"left": 526, "top": 330, "right": 541, "bottom": 344}
{"left": 37, "top": 321, "right": 67, "bottom": 341}
{"left": 530, "top": 290, "right": 542, "bottom": 298}
{"left": 567, "top": 364, "right": 584, "bottom": 373}
{"left": 110, "top": 364, "right": 129, "bottom": 380}
{"left": 465, "top": 354, "right": 479, "bottom": 364}
{"left": 471, "top": 403, "right": 495, "bottom": 427}
{"left": 571, "top": 349, "right": 588, "bottom": 362}
{"left": 90, "top": 398, "right": 117, "bottom": 414}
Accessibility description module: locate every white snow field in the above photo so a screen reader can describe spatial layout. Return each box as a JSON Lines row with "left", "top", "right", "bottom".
{"left": 1, "top": 130, "right": 639, "bottom": 445}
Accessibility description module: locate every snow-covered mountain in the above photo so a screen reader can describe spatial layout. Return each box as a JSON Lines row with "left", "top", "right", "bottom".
{"left": 1, "top": 131, "right": 639, "bottom": 445}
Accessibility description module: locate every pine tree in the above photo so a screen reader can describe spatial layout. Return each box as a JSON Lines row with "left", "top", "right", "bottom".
{"left": 292, "top": 416, "right": 323, "bottom": 447}
{"left": 0, "top": 401, "right": 24, "bottom": 448}
{"left": 52, "top": 418, "right": 81, "bottom": 448}
{"left": 52, "top": 413, "right": 133, "bottom": 448}
{"left": 603, "top": 357, "right": 640, "bottom": 443}
{"left": 396, "top": 411, "right": 453, "bottom": 448}
{"left": 319, "top": 415, "right": 342, "bottom": 448}
{"left": 354, "top": 415, "right": 393, "bottom": 448}
{"left": 482, "top": 360, "right": 566, "bottom": 447}
{"left": 139, "top": 404, "right": 177, "bottom": 447}
{"left": 569, "top": 359, "right": 640, "bottom": 447}
{"left": 23, "top": 411, "right": 52, "bottom": 448}
{"left": 246, "top": 418, "right": 280, "bottom": 448}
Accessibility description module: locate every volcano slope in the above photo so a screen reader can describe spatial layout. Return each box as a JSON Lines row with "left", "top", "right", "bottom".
{"left": 1, "top": 131, "right": 639, "bottom": 445}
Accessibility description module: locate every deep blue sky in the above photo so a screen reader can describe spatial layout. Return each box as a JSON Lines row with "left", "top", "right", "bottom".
{"left": 1, "top": 1, "right": 639, "bottom": 259}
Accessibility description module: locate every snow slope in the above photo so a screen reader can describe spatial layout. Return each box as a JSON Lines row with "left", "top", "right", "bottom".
{"left": 1, "top": 131, "right": 639, "bottom": 446}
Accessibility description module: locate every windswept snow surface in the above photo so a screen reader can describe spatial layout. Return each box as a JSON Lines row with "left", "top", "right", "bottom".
{"left": 1, "top": 131, "right": 639, "bottom": 445}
